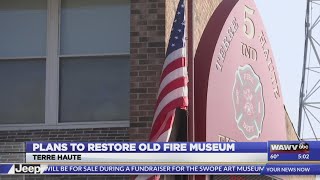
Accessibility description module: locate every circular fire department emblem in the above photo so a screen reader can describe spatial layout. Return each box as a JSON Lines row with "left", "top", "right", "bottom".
{"left": 232, "top": 65, "right": 265, "bottom": 140}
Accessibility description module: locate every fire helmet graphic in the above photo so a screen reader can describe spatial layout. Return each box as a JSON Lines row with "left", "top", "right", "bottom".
{"left": 232, "top": 65, "right": 265, "bottom": 140}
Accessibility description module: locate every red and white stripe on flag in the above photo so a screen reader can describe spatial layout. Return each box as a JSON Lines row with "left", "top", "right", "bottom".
{"left": 150, "top": 0, "right": 187, "bottom": 143}
{"left": 134, "top": 0, "right": 188, "bottom": 179}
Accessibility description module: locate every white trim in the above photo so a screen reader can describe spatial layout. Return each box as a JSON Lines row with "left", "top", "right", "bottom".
{"left": 56, "top": 120, "right": 129, "bottom": 125}
{"left": 59, "top": 52, "right": 130, "bottom": 58}
{"left": 0, "top": 56, "right": 46, "bottom": 60}
{"left": 0, "top": 121, "right": 129, "bottom": 131}
{"left": 45, "top": 0, "right": 60, "bottom": 126}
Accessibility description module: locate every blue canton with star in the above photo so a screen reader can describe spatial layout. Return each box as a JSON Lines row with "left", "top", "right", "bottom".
{"left": 166, "top": 0, "right": 185, "bottom": 56}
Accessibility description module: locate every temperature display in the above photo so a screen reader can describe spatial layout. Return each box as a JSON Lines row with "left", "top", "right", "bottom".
{"left": 270, "top": 154, "right": 280, "bottom": 160}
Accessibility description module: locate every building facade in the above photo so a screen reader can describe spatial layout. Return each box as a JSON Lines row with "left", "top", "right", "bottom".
{"left": 0, "top": 0, "right": 165, "bottom": 179}
{"left": 0, "top": 0, "right": 307, "bottom": 180}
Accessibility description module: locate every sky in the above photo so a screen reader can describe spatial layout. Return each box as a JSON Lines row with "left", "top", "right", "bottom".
{"left": 255, "top": 0, "right": 307, "bottom": 136}
{"left": 253, "top": 3, "right": 320, "bottom": 178}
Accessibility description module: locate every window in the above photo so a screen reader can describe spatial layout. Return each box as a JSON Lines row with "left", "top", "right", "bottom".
{"left": 0, "top": 0, "right": 46, "bottom": 125}
{"left": 59, "top": 56, "right": 129, "bottom": 123}
{"left": 0, "top": 0, "right": 130, "bottom": 130}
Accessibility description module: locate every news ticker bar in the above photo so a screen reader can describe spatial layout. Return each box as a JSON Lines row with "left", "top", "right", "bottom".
{"left": 24, "top": 141, "right": 315, "bottom": 163}
{"left": 0, "top": 164, "right": 317, "bottom": 175}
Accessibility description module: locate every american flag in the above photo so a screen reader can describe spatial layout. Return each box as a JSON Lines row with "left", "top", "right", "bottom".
{"left": 135, "top": 0, "right": 188, "bottom": 179}
{"left": 149, "top": 0, "right": 188, "bottom": 143}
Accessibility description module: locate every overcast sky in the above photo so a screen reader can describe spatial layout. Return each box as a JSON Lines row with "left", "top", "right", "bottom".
{"left": 255, "top": 0, "right": 307, "bottom": 135}
{"left": 234, "top": 3, "right": 319, "bottom": 179}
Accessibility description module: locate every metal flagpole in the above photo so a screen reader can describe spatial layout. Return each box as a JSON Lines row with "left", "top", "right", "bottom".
{"left": 187, "top": 0, "right": 196, "bottom": 180}
{"left": 187, "top": 0, "right": 194, "bottom": 143}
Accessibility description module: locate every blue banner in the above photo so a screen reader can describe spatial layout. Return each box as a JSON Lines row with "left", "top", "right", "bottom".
{"left": 26, "top": 142, "right": 267, "bottom": 153}
{"left": 0, "top": 164, "right": 320, "bottom": 175}
{"left": 262, "top": 164, "right": 317, "bottom": 175}
{"left": 0, "top": 164, "right": 263, "bottom": 175}
{"left": 43, "top": 165, "right": 264, "bottom": 174}
{"left": 1, "top": 164, "right": 320, "bottom": 175}
{"left": 0, "top": 164, "right": 13, "bottom": 174}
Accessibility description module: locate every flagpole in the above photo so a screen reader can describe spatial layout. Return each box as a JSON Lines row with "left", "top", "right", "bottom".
{"left": 187, "top": 0, "right": 194, "bottom": 144}
{"left": 187, "top": 1, "right": 209, "bottom": 180}
{"left": 187, "top": 0, "right": 195, "bottom": 180}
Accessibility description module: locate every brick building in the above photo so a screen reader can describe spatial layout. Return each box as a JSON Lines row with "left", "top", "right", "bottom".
{"left": 0, "top": 0, "right": 307, "bottom": 179}
{"left": 0, "top": 0, "right": 167, "bottom": 179}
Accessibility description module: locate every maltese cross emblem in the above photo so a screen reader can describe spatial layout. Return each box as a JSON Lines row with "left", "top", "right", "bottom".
{"left": 232, "top": 65, "right": 265, "bottom": 140}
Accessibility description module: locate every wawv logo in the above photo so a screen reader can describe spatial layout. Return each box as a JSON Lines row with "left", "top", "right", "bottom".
{"left": 14, "top": 164, "right": 41, "bottom": 174}
{"left": 270, "top": 142, "right": 309, "bottom": 153}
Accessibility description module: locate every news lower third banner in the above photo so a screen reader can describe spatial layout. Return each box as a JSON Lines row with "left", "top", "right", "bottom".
{"left": 0, "top": 141, "right": 319, "bottom": 175}
{"left": 0, "top": 164, "right": 317, "bottom": 175}
{"left": 25, "top": 142, "right": 266, "bottom": 163}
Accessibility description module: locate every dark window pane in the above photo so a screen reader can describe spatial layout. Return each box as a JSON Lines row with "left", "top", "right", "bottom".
{"left": 60, "top": 0, "right": 130, "bottom": 55}
{"left": 59, "top": 56, "right": 129, "bottom": 122}
{"left": 0, "top": 0, "right": 47, "bottom": 57}
{"left": 0, "top": 59, "right": 45, "bottom": 124}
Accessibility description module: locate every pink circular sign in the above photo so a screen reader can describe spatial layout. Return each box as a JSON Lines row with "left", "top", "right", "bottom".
{"left": 194, "top": 0, "right": 287, "bottom": 142}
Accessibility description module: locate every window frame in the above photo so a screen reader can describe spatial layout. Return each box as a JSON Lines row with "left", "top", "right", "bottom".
{"left": 0, "top": 0, "right": 130, "bottom": 130}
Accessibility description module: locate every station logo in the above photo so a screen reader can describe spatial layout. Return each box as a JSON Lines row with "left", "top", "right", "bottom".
{"left": 270, "top": 142, "right": 310, "bottom": 153}
{"left": 232, "top": 65, "right": 265, "bottom": 140}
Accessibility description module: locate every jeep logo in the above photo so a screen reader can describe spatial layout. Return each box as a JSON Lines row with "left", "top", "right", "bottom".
{"left": 14, "top": 164, "right": 41, "bottom": 174}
